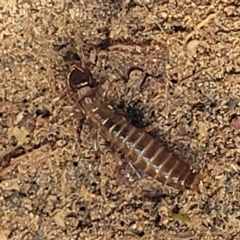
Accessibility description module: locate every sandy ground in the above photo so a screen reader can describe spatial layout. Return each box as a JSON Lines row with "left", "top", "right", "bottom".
{"left": 0, "top": 0, "right": 240, "bottom": 239}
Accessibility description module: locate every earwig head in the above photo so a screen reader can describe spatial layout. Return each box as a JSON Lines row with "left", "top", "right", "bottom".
{"left": 68, "top": 63, "right": 96, "bottom": 92}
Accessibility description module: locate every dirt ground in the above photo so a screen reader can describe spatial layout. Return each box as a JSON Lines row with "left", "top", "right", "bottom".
{"left": 1, "top": 0, "right": 240, "bottom": 239}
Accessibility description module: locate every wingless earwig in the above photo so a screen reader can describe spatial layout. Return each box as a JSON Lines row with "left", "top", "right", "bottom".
{"left": 68, "top": 63, "right": 205, "bottom": 193}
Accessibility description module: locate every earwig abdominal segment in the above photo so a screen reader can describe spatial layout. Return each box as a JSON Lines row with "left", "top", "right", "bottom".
{"left": 68, "top": 64, "right": 203, "bottom": 193}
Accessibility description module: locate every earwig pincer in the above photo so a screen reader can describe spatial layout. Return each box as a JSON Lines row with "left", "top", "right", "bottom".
{"left": 68, "top": 63, "right": 204, "bottom": 193}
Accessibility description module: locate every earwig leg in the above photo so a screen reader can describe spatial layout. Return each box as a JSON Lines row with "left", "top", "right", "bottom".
{"left": 98, "top": 153, "right": 108, "bottom": 201}
{"left": 63, "top": 105, "right": 86, "bottom": 141}
{"left": 100, "top": 79, "right": 115, "bottom": 101}
{"left": 127, "top": 161, "right": 149, "bottom": 179}
{"left": 110, "top": 140, "right": 145, "bottom": 179}
{"left": 111, "top": 147, "right": 148, "bottom": 186}
{"left": 115, "top": 160, "right": 149, "bottom": 186}
{"left": 111, "top": 148, "right": 123, "bottom": 165}
{"left": 88, "top": 129, "right": 101, "bottom": 152}
{"left": 141, "top": 120, "right": 164, "bottom": 133}
{"left": 190, "top": 169, "right": 212, "bottom": 193}
{"left": 75, "top": 112, "right": 86, "bottom": 123}
{"left": 142, "top": 125, "right": 155, "bottom": 133}
{"left": 198, "top": 168, "right": 212, "bottom": 180}
{"left": 63, "top": 104, "right": 86, "bottom": 121}
{"left": 114, "top": 108, "right": 130, "bottom": 120}
{"left": 196, "top": 168, "right": 212, "bottom": 185}
{"left": 110, "top": 148, "right": 131, "bottom": 186}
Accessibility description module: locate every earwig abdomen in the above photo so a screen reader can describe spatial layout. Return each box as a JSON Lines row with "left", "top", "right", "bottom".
{"left": 77, "top": 89, "right": 200, "bottom": 192}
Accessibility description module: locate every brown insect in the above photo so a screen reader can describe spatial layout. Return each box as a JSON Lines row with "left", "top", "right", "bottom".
{"left": 68, "top": 63, "right": 205, "bottom": 193}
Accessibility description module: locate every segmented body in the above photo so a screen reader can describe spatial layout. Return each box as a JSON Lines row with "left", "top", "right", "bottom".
{"left": 68, "top": 64, "right": 201, "bottom": 192}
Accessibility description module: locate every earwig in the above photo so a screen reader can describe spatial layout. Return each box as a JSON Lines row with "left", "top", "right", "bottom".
{"left": 68, "top": 64, "right": 203, "bottom": 193}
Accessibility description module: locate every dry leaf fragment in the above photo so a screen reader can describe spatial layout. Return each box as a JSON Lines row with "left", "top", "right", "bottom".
{"left": 170, "top": 211, "right": 192, "bottom": 224}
